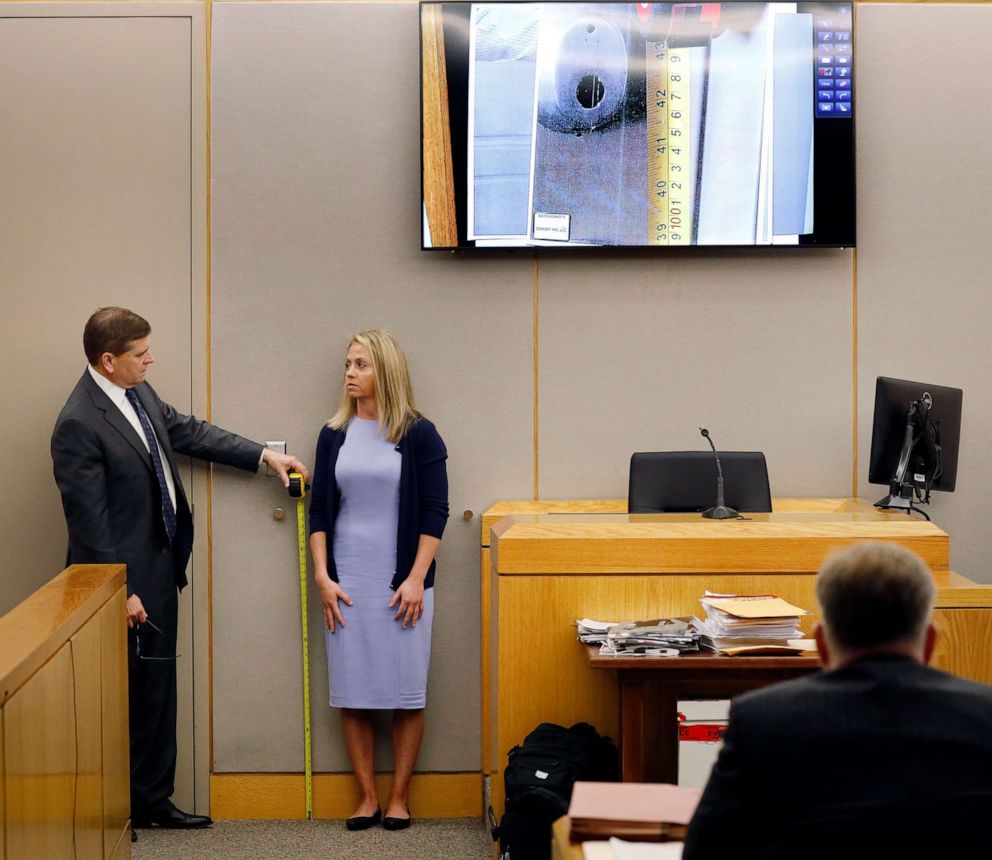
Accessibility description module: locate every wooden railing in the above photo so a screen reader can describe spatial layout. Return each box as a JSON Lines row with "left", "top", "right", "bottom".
{"left": 0, "top": 564, "right": 130, "bottom": 860}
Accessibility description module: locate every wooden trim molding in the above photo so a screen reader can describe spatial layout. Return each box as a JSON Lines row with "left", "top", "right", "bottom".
{"left": 210, "top": 772, "right": 482, "bottom": 820}
{"left": 421, "top": 2, "right": 458, "bottom": 247}
{"left": 533, "top": 255, "right": 540, "bottom": 500}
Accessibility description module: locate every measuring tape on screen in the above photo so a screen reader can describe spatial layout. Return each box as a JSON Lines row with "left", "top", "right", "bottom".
{"left": 644, "top": 3, "right": 723, "bottom": 245}
{"left": 288, "top": 471, "right": 313, "bottom": 820}
{"left": 647, "top": 42, "right": 692, "bottom": 246}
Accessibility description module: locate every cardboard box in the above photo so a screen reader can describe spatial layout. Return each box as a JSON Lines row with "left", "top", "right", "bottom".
{"left": 677, "top": 699, "right": 730, "bottom": 788}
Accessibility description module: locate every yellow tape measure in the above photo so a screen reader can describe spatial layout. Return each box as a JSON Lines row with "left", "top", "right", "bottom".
{"left": 288, "top": 471, "right": 313, "bottom": 820}
{"left": 647, "top": 43, "right": 691, "bottom": 246}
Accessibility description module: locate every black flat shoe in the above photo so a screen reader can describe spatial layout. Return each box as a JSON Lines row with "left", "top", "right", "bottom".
{"left": 382, "top": 815, "right": 411, "bottom": 831}
{"left": 346, "top": 808, "right": 381, "bottom": 831}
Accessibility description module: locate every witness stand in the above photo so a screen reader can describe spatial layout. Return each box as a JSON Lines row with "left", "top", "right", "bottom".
{"left": 0, "top": 565, "right": 130, "bottom": 859}
{"left": 482, "top": 498, "right": 992, "bottom": 820}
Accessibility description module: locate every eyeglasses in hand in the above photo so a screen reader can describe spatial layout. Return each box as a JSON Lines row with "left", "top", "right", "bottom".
{"left": 134, "top": 617, "right": 181, "bottom": 661}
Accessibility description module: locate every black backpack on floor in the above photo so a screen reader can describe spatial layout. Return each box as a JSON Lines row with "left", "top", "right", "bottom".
{"left": 496, "top": 722, "right": 619, "bottom": 860}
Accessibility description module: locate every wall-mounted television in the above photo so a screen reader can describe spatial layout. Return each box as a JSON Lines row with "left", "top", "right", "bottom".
{"left": 421, "top": 2, "right": 856, "bottom": 249}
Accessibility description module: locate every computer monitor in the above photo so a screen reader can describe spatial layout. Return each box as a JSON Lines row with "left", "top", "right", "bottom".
{"left": 868, "top": 376, "right": 962, "bottom": 513}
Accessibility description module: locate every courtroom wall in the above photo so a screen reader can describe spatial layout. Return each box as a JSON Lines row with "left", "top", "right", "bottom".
{"left": 854, "top": 3, "right": 992, "bottom": 583}
{"left": 210, "top": 2, "right": 534, "bottom": 773}
{"left": 2, "top": 0, "right": 988, "bottom": 788}
{"left": 210, "top": 0, "right": 841, "bottom": 777}
{"left": 209, "top": 1, "right": 991, "bottom": 776}
{"left": 0, "top": 6, "right": 200, "bottom": 612}
{"left": 0, "top": 2, "right": 210, "bottom": 812}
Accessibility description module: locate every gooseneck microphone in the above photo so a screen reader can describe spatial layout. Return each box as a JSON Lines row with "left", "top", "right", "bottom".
{"left": 699, "top": 428, "right": 739, "bottom": 520}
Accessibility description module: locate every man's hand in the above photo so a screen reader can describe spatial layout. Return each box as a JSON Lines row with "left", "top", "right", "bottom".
{"left": 126, "top": 594, "right": 148, "bottom": 628}
{"left": 262, "top": 449, "right": 310, "bottom": 488}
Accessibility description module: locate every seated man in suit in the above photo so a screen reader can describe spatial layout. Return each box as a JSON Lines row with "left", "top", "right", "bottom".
{"left": 683, "top": 541, "right": 992, "bottom": 858}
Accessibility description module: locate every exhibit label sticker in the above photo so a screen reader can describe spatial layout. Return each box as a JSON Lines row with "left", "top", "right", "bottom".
{"left": 533, "top": 212, "right": 571, "bottom": 241}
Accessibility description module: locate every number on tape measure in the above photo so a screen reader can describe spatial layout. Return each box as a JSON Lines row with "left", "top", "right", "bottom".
{"left": 647, "top": 44, "right": 691, "bottom": 246}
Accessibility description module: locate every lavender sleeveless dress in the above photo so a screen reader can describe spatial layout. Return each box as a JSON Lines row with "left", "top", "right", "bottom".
{"left": 325, "top": 417, "right": 434, "bottom": 709}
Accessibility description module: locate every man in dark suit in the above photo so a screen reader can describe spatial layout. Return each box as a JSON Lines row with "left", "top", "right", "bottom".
{"left": 51, "top": 307, "right": 308, "bottom": 831}
{"left": 683, "top": 541, "right": 992, "bottom": 859}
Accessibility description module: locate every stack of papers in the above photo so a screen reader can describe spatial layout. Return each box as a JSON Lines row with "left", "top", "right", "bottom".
{"left": 692, "top": 593, "right": 811, "bottom": 655}
{"left": 568, "top": 781, "right": 701, "bottom": 843}
{"left": 602, "top": 619, "right": 700, "bottom": 656}
{"left": 577, "top": 618, "right": 700, "bottom": 656}
{"left": 582, "top": 841, "right": 684, "bottom": 860}
{"left": 576, "top": 618, "right": 617, "bottom": 645}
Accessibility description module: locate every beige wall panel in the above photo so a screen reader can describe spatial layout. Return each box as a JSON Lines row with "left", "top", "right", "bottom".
{"left": 0, "top": 4, "right": 207, "bottom": 812}
{"left": 210, "top": 2, "right": 533, "bottom": 772}
{"left": 854, "top": 4, "right": 992, "bottom": 583}
{"left": 0, "top": 8, "right": 197, "bottom": 614}
{"left": 70, "top": 620, "right": 104, "bottom": 858}
{"left": 3, "top": 646, "right": 75, "bottom": 858}
{"left": 537, "top": 251, "right": 854, "bottom": 500}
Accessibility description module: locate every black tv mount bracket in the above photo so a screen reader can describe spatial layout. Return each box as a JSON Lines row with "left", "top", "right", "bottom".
{"left": 874, "top": 401, "right": 933, "bottom": 521}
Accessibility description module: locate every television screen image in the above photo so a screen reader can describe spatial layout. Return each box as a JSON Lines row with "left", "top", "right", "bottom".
{"left": 421, "top": 2, "right": 856, "bottom": 249}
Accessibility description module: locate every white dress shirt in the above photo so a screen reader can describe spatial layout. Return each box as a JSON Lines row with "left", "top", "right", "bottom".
{"left": 87, "top": 364, "right": 178, "bottom": 510}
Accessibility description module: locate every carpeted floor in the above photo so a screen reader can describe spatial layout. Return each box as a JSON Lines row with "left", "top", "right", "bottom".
{"left": 132, "top": 818, "right": 494, "bottom": 859}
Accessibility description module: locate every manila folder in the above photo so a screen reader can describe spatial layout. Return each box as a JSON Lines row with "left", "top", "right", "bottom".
{"left": 568, "top": 782, "right": 701, "bottom": 841}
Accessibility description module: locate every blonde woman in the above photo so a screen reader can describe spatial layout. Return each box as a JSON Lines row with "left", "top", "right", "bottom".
{"left": 308, "top": 330, "right": 448, "bottom": 831}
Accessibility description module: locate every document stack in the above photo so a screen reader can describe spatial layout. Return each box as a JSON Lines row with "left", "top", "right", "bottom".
{"left": 692, "top": 593, "right": 811, "bottom": 655}
{"left": 576, "top": 618, "right": 617, "bottom": 645}
{"left": 576, "top": 618, "right": 700, "bottom": 656}
{"left": 567, "top": 781, "right": 701, "bottom": 843}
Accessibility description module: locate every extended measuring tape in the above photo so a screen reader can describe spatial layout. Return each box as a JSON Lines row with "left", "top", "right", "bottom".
{"left": 287, "top": 471, "right": 313, "bottom": 820}
{"left": 647, "top": 43, "right": 692, "bottom": 246}
{"left": 645, "top": 3, "right": 722, "bottom": 245}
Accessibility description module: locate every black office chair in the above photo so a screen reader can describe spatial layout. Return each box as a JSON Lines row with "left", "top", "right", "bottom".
{"left": 628, "top": 451, "right": 772, "bottom": 514}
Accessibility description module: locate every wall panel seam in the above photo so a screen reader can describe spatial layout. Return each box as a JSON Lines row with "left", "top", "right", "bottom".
{"left": 533, "top": 255, "right": 539, "bottom": 500}
{"left": 852, "top": 248, "right": 858, "bottom": 498}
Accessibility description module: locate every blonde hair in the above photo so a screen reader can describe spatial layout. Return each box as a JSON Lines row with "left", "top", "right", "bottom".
{"left": 328, "top": 329, "right": 421, "bottom": 443}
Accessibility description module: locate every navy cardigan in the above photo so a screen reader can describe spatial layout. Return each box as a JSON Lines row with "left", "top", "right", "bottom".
{"left": 308, "top": 417, "right": 449, "bottom": 590}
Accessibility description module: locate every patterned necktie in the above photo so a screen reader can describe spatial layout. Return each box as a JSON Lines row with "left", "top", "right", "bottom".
{"left": 125, "top": 388, "right": 177, "bottom": 542}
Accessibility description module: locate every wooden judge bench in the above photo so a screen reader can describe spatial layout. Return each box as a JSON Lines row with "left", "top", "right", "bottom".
{"left": 481, "top": 498, "right": 992, "bottom": 819}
